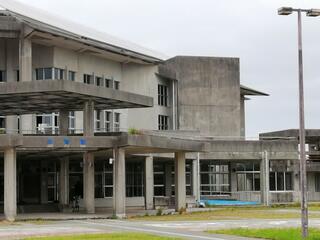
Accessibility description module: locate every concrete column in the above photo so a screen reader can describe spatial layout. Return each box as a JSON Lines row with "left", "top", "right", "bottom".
{"left": 83, "top": 152, "right": 95, "bottom": 213}
{"left": 4, "top": 148, "right": 17, "bottom": 221}
{"left": 192, "top": 158, "right": 200, "bottom": 202}
{"left": 113, "top": 148, "right": 126, "bottom": 218}
{"left": 165, "top": 163, "right": 172, "bottom": 197}
{"left": 59, "top": 110, "right": 69, "bottom": 135}
{"left": 175, "top": 152, "right": 186, "bottom": 211}
{"left": 19, "top": 26, "right": 33, "bottom": 134}
{"left": 260, "top": 151, "right": 270, "bottom": 206}
{"left": 6, "top": 39, "right": 18, "bottom": 133}
{"left": 59, "top": 157, "right": 69, "bottom": 208}
{"left": 83, "top": 100, "right": 94, "bottom": 136}
{"left": 145, "top": 156, "right": 154, "bottom": 210}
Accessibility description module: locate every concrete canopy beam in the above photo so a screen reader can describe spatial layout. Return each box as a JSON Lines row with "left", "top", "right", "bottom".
{"left": 0, "top": 80, "right": 153, "bottom": 115}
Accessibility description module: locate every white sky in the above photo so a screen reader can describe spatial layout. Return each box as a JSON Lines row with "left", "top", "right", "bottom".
{"left": 13, "top": 0, "right": 320, "bottom": 138}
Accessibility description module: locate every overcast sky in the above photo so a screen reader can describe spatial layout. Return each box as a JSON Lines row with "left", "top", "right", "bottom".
{"left": 17, "top": 0, "right": 320, "bottom": 138}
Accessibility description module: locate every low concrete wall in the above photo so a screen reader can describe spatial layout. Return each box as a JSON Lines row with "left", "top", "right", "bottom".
{"left": 231, "top": 192, "right": 261, "bottom": 202}
{"left": 79, "top": 197, "right": 145, "bottom": 208}
{"left": 270, "top": 192, "right": 293, "bottom": 203}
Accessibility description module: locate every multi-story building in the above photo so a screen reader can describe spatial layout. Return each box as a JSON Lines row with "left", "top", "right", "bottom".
{"left": 0, "top": 0, "right": 318, "bottom": 222}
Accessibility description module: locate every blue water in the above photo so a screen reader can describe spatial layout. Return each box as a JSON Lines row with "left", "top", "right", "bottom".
{"left": 201, "top": 199, "right": 259, "bottom": 206}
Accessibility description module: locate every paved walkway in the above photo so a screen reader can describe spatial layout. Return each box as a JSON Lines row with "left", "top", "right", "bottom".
{"left": 1, "top": 218, "right": 320, "bottom": 240}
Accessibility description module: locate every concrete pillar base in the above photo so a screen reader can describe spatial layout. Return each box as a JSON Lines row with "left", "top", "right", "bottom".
{"left": 175, "top": 152, "right": 186, "bottom": 212}
{"left": 113, "top": 148, "right": 126, "bottom": 217}
{"left": 145, "top": 156, "right": 154, "bottom": 210}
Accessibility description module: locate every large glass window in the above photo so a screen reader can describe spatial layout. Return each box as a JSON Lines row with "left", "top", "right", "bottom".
{"left": 83, "top": 74, "right": 92, "bottom": 84}
{"left": 236, "top": 162, "right": 260, "bottom": 191}
{"left": 36, "top": 113, "right": 59, "bottom": 134}
{"left": 126, "top": 162, "right": 144, "bottom": 197}
{"left": 270, "top": 172, "right": 293, "bottom": 191}
{"left": 96, "top": 76, "right": 103, "bottom": 86}
{"left": 158, "top": 115, "right": 169, "bottom": 130}
{"left": 105, "top": 78, "right": 113, "bottom": 88}
{"left": 154, "top": 162, "right": 165, "bottom": 196}
{"left": 0, "top": 70, "right": 6, "bottom": 82}
{"left": 104, "top": 161, "right": 113, "bottom": 197}
{"left": 95, "top": 110, "right": 101, "bottom": 132}
{"left": 158, "top": 84, "right": 169, "bottom": 106}
{"left": 54, "top": 68, "right": 64, "bottom": 80}
{"left": 200, "top": 161, "right": 230, "bottom": 195}
{"left": 104, "top": 111, "right": 111, "bottom": 132}
{"left": 114, "top": 80, "right": 120, "bottom": 90}
{"left": 68, "top": 71, "right": 76, "bottom": 81}
{"left": 0, "top": 116, "right": 5, "bottom": 131}
{"left": 114, "top": 112, "right": 120, "bottom": 132}
{"left": 69, "top": 111, "right": 75, "bottom": 134}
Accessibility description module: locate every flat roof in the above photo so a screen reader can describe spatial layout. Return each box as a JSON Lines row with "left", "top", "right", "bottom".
{"left": 260, "top": 129, "right": 320, "bottom": 143}
{"left": 0, "top": 80, "right": 153, "bottom": 115}
{"left": 240, "top": 85, "right": 269, "bottom": 96}
{"left": 0, "top": 0, "right": 167, "bottom": 63}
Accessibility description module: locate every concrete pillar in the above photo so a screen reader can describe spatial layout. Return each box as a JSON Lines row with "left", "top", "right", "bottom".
{"left": 6, "top": 39, "right": 18, "bottom": 133}
{"left": 260, "top": 151, "right": 270, "bottom": 206}
{"left": 4, "top": 148, "right": 17, "bottom": 221}
{"left": 59, "top": 157, "right": 69, "bottom": 208}
{"left": 145, "top": 156, "right": 154, "bottom": 210}
{"left": 175, "top": 152, "right": 186, "bottom": 211}
{"left": 19, "top": 26, "right": 33, "bottom": 134}
{"left": 83, "top": 100, "right": 94, "bottom": 136}
{"left": 192, "top": 158, "right": 200, "bottom": 202}
{"left": 83, "top": 152, "right": 95, "bottom": 213}
{"left": 165, "top": 163, "right": 172, "bottom": 197}
{"left": 59, "top": 110, "right": 69, "bottom": 135}
{"left": 113, "top": 148, "right": 126, "bottom": 218}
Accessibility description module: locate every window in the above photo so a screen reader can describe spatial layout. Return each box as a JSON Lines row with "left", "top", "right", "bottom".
{"left": 83, "top": 74, "right": 92, "bottom": 84}
{"left": 270, "top": 172, "right": 293, "bottom": 191}
{"left": 35, "top": 68, "right": 53, "bottom": 80}
{"left": 104, "top": 161, "right": 113, "bottom": 197}
{"left": 316, "top": 173, "right": 320, "bottom": 192}
{"left": 36, "top": 113, "right": 59, "bottom": 134}
{"left": 69, "top": 111, "right": 75, "bottom": 134}
{"left": 236, "top": 162, "right": 260, "bottom": 191}
{"left": 126, "top": 162, "right": 144, "bottom": 197}
{"left": 47, "top": 161, "right": 58, "bottom": 202}
{"left": 158, "top": 84, "right": 169, "bottom": 106}
{"left": 158, "top": 115, "right": 169, "bottom": 130}
{"left": 0, "top": 116, "right": 5, "bottom": 131}
{"left": 54, "top": 68, "right": 64, "bottom": 80}
{"left": 104, "top": 111, "right": 111, "bottom": 132}
{"left": 16, "top": 70, "right": 19, "bottom": 82}
{"left": 114, "top": 112, "right": 120, "bottom": 132}
{"left": 105, "top": 78, "right": 113, "bottom": 88}
{"left": 114, "top": 80, "right": 120, "bottom": 90}
{"left": 95, "top": 110, "right": 101, "bottom": 132}
{"left": 95, "top": 76, "right": 102, "bottom": 86}
{"left": 0, "top": 71, "right": 6, "bottom": 82}
{"left": 68, "top": 71, "right": 76, "bottom": 81}
{"left": 200, "top": 161, "right": 230, "bottom": 196}
{"left": 154, "top": 163, "right": 165, "bottom": 196}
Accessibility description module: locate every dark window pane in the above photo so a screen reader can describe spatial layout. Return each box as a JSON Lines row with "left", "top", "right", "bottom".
{"left": 270, "top": 172, "right": 276, "bottom": 191}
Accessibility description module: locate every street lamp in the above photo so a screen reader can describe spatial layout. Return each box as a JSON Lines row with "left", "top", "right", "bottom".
{"left": 278, "top": 7, "right": 320, "bottom": 239}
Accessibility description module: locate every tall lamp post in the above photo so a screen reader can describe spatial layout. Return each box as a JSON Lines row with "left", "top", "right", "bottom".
{"left": 278, "top": 7, "right": 320, "bottom": 239}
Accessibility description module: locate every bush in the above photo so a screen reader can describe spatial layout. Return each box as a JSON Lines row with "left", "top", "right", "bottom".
{"left": 156, "top": 208, "right": 163, "bottom": 216}
{"left": 128, "top": 128, "right": 141, "bottom": 135}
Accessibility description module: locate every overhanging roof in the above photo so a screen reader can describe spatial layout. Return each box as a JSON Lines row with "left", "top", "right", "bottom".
{"left": 0, "top": 0, "right": 167, "bottom": 64}
{"left": 0, "top": 80, "right": 153, "bottom": 115}
{"left": 240, "top": 85, "right": 269, "bottom": 96}
{"left": 260, "top": 129, "right": 320, "bottom": 144}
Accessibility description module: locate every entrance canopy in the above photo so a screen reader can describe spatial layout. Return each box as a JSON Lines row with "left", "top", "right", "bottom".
{"left": 0, "top": 80, "right": 153, "bottom": 115}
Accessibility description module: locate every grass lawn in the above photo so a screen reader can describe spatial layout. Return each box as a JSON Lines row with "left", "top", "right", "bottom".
{"left": 24, "top": 233, "right": 181, "bottom": 240}
{"left": 130, "top": 206, "right": 320, "bottom": 221}
{"left": 209, "top": 228, "right": 320, "bottom": 240}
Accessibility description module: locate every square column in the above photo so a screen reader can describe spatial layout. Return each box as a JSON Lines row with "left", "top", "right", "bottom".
{"left": 59, "top": 157, "right": 69, "bottom": 208}
{"left": 260, "top": 151, "right": 270, "bottom": 206}
{"left": 145, "top": 156, "right": 154, "bottom": 210}
{"left": 192, "top": 158, "right": 200, "bottom": 202}
{"left": 59, "top": 110, "right": 69, "bottom": 135}
{"left": 113, "top": 148, "right": 126, "bottom": 218}
{"left": 19, "top": 25, "right": 33, "bottom": 134}
{"left": 83, "top": 100, "right": 94, "bottom": 136}
{"left": 4, "top": 148, "right": 17, "bottom": 221}
{"left": 175, "top": 152, "right": 186, "bottom": 211}
{"left": 83, "top": 152, "right": 95, "bottom": 213}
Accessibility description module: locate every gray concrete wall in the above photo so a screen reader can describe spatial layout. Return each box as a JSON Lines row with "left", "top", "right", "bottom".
{"left": 163, "top": 56, "right": 241, "bottom": 137}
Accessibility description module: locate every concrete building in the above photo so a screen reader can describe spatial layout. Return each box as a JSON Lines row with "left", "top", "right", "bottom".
{"left": 0, "top": 0, "right": 317, "bottom": 222}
